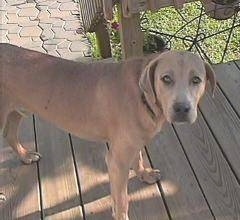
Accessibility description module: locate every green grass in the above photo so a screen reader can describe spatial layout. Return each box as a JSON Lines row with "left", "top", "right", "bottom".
{"left": 88, "top": 2, "right": 240, "bottom": 63}
{"left": 142, "top": 2, "right": 240, "bottom": 63}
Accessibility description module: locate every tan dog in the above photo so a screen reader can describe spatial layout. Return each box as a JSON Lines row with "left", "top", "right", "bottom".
{"left": 0, "top": 43, "right": 216, "bottom": 220}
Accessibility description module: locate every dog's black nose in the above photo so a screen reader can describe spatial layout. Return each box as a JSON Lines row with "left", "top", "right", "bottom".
{"left": 173, "top": 102, "right": 191, "bottom": 114}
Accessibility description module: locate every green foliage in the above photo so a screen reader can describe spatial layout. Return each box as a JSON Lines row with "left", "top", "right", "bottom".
{"left": 109, "top": 22, "right": 122, "bottom": 60}
{"left": 88, "top": 2, "right": 240, "bottom": 63}
{"left": 142, "top": 2, "right": 240, "bottom": 63}
{"left": 87, "top": 33, "right": 102, "bottom": 60}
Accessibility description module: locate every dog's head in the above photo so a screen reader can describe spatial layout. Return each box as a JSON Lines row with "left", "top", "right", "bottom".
{"left": 139, "top": 51, "right": 216, "bottom": 124}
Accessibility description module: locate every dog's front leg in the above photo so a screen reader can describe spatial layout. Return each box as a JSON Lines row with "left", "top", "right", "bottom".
{"left": 132, "top": 150, "right": 161, "bottom": 184}
{"left": 105, "top": 143, "right": 137, "bottom": 220}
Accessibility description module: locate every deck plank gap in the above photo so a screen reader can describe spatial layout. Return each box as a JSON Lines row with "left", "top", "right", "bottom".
{"left": 69, "top": 134, "right": 87, "bottom": 220}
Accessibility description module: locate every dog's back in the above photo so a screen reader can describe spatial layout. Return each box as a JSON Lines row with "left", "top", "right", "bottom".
{"left": 0, "top": 43, "right": 143, "bottom": 141}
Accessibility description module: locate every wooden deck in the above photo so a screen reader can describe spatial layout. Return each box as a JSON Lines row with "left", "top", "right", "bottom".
{"left": 0, "top": 60, "right": 240, "bottom": 220}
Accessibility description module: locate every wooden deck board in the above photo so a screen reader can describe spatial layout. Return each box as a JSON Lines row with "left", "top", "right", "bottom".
{"left": 34, "top": 117, "right": 83, "bottom": 219}
{"left": 71, "top": 137, "right": 169, "bottom": 220}
{"left": 71, "top": 137, "right": 112, "bottom": 219}
{"left": 174, "top": 112, "right": 240, "bottom": 220}
{"left": 234, "top": 60, "right": 240, "bottom": 69}
{"left": 0, "top": 117, "right": 41, "bottom": 220}
{"left": 199, "top": 84, "right": 240, "bottom": 180}
{"left": 0, "top": 61, "right": 240, "bottom": 220}
{"left": 214, "top": 62, "right": 240, "bottom": 114}
{"left": 147, "top": 125, "right": 213, "bottom": 220}
{"left": 127, "top": 149, "right": 169, "bottom": 220}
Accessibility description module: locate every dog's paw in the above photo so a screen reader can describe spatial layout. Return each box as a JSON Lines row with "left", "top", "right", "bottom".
{"left": 0, "top": 193, "right": 6, "bottom": 202}
{"left": 113, "top": 213, "right": 129, "bottom": 220}
{"left": 138, "top": 168, "right": 161, "bottom": 184}
{"left": 20, "top": 151, "right": 42, "bottom": 164}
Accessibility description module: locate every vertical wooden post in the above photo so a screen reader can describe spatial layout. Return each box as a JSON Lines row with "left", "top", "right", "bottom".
{"left": 95, "top": 19, "right": 112, "bottom": 59}
{"left": 103, "top": 0, "right": 113, "bottom": 20}
{"left": 118, "top": 4, "right": 143, "bottom": 59}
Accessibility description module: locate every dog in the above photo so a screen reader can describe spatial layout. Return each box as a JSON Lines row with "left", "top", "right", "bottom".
{"left": 0, "top": 43, "right": 216, "bottom": 220}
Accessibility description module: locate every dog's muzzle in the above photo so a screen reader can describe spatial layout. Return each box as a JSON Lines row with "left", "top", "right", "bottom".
{"left": 172, "top": 102, "right": 191, "bottom": 123}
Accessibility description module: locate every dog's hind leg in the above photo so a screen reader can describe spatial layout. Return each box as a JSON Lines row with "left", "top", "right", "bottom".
{"left": 132, "top": 150, "right": 161, "bottom": 184}
{"left": 0, "top": 100, "right": 10, "bottom": 146}
{"left": 3, "top": 110, "right": 41, "bottom": 164}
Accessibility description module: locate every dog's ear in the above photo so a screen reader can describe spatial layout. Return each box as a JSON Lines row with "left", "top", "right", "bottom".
{"left": 205, "top": 62, "right": 216, "bottom": 97}
{"left": 139, "top": 59, "right": 159, "bottom": 117}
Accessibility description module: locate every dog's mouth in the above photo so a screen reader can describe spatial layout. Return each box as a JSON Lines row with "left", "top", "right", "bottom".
{"left": 165, "top": 114, "right": 191, "bottom": 124}
{"left": 166, "top": 110, "right": 197, "bottom": 124}
{"left": 171, "top": 114, "right": 191, "bottom": 124}
{"left": 170, "top": 110, "right": 197, "bottom": 124}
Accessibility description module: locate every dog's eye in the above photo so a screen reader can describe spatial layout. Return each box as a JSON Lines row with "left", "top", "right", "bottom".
{"left": 161, "top": 75, "right": 173, "bottom": 85}
{"left": 192, "top": 76, "right": 202, "bottom": 85}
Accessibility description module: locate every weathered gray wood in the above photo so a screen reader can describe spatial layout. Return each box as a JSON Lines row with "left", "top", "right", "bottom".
{"left": 34, "top": 117, "right": 83, "bottom": 219}
{"left": 174, "top": 113, "right": 240, "bottom": 219}
{"left": 118, "top": 3, "right": 143, "bottom": 59}
{"left": 147, "top": 125, "right": 213, "bottom": 220}
{"left": 103, "top": 0, "right": 113, "bottom": 20}
{"left": 71, "top": 136, "right": 169, "bottom": 220}
{"left": 95, "top": 20, "right": 112, "bottom": 59}
{"left": 79, "top": 0, "right": 103, "bottom": 32}
{"left": 79, "top": 1, "right": 112, "bottom": 59}
{"left": 234, "top": 60, "right": 240, "bottom": 67}
{"left": 128, "top": 148, "right": 169, "bottom": 220}
{"left": 71, "top": 137, "right": 112, "bottom": 219}
{"left": 199, "top": 84, "right": 240, "bottom": 180}
{"left": 0, "top": 117, "right": 41, "bottom": 220}
{"left": 214, "top": 62, "right": 240, "bottom": 114}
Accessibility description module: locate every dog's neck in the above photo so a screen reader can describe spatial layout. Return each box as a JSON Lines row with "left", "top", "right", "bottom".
{"left": 141, "top": 93, "right": 166, "bottom": 138}
{"left": 141, "top": 94, "right": 155, "bottom": 119}
{"left": 141, "top": 93, "right": 163, "bottom": 122}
